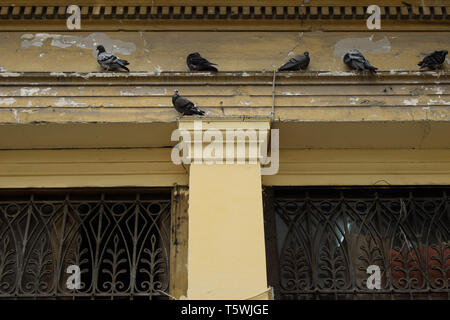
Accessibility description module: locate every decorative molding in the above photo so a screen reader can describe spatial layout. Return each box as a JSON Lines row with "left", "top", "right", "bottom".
{"left": 0, "top": 148, "right": 188, "bottom": 188}
{"left": 0, "top": 70, "right": 448, "bottom": 84}
{"left": 262, "top": 149, "right": 450, "bottom": 186}
{"left": 0, "top": 71, "right": 448, "bottom": 125}
{"left": 0, "top": 5, "right": 449, "bottom": 20}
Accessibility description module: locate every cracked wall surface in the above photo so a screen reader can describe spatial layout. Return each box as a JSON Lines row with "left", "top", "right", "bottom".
{"left": 0, "top": 31, "right": 448, "bottom": 72}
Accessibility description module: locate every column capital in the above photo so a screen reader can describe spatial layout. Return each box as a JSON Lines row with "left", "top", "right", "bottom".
{"left": 173, "top": 117, "right": 274, "bottom": 166}
{"left": 177, "top": 116, "right": 271, "bottom": 131}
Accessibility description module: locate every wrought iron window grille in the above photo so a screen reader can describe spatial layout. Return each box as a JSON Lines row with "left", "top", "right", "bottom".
{"left": 0, "top": 189, "right": 171, "bottom": 300}
{"left": 264, "top": 187, "right": 450, "bottom": 300}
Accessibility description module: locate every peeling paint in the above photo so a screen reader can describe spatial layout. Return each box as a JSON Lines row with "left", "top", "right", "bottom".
{"left": 334, "top": 36, "right": 391, "bottom": 57}
{"left": 40, "top": 88, "right": 57, "bottom": 96}
{"left": 282, "top": 91, "right": 302, "bottom": 96}
{"left": 19, "top": 88, "right": 41, "bottom": 96}
{"left": 120, "top": 87, "right": 166, "bottom": 96}
{"left": 12, "top": 109, "right": 19, "bottom": 122}
{"left": 427, "top": 99, "right": 450, "bottom": 106}
{"left": 54, "top": 98, "right": 86, "bottom": 107}
{"left": 390, "top": 70, "right": 408, "bottom": 75}
{"left": 21, "top": 32, "right": 136, "bottom": 57}
{"left": 434, "top": 87, "right": 444, "bottom": 95}
{"left": 79, "top": 72, "right": 124, "bottom": 79}
{"left": 154, "top": 65, "right": 162, "bottom": 76}
{"left": 0, "top": 72, "right": 22, "bottom": 77}
{"left": 50, "top": 72, "right": 68, "bottom": 77}
{"left": 319, "top": 71, "right": 357, "bottom": 76}
{"left": 68, "top": 71, "right": 156, "bottom": 79}
{"left": 10, "top": 87, "right": 57, "bottom": 96}
{"left": 0, "top": 98, "right": 16, "bottom": 106}
{"left": 20, "top": 109, "right": 35, "bottom": 114}
{"left": 402, "top": 98, "right": 419, "bottom": 106}
{"left": 349, "top": 97, "right": 359, "bottom": 105}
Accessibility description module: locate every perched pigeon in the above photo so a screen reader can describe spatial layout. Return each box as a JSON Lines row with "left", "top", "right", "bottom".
{"left": 187, "top": 52, "right": 218, "bottom": 72}
{"left": 172, "top": 90, "right": 205, "bottom": 116}
{"left": 418, "top": 50, "right": 448, "bottom": 70}
{"left": 278, "top": 52, "right": 310, "bottom": 71}
{"left": 343, "top": 49, "right": 378, "bottom": 73}
{"left": 96, "top": 45, "right": 130, "bottom": 72}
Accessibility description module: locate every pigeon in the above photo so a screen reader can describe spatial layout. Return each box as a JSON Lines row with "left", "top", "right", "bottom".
{"left": 278, "top": 52, "right": 310, "bottom": 71}
{"left": 187, "top": 52, "right": 218, "bottom": 72}
{"left": 343, "top": 49, "right": 378, "bottom": 73}
{"left": 96, "top": 45, "right": 130, "bottom": 72}
{"left": 172, "top": 90, "right": 205, "bottom": 116}
{"left": 418, "top": 50, "right": 448, "bottom": 70}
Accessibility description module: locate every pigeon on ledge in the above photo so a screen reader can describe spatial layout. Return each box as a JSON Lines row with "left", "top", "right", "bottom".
{"left": 172, "top": 90, "right": 205, "bottom": 116}
{"left": 187, "top": 52, "right": 218, "bottom": 72}
{"left": 418, "top": 50, "right": 448, "bottom": 70}
{"left": 96, "top": 45, "right": 130, "bottom": 72}
{"left": 278, "top": 52, "right": 310, "bottom": 71}
{"left": 343, "top": 49, "right": 377, "bottom": 73}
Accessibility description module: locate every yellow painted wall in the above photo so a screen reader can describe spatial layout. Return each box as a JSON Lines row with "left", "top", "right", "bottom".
{"left": 0, "top": 31, "right": 448, "bottom": 73}
{"left": 187, "top": 163, "right": 268, "bottom": 299}
{"left": 0, "top": 148, "right": 188, "bottom": 188}
{"left": 2, "top": 148, "right": 449, "bottom": 188}
{"left": 0, "top": 0, "right": 448, "bottom": 300}
{"left": 263, "top": 149, "right": 450, "bottom": 186}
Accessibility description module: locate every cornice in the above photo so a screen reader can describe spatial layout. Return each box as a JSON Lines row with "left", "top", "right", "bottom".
{"left": 0, "top": 5, "right": 448, "bottom": 20}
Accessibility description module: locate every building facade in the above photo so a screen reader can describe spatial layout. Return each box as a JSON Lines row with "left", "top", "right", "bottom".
{"left": 0, "top": 0, "right": 449, "bottom": 300}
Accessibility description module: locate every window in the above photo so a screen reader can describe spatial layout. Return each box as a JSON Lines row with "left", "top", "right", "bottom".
{"left": 0, "top": 189, "right": 171, "bottom": 300}
{"left": 264, "top": 187, "right": 450, "bottom": 300}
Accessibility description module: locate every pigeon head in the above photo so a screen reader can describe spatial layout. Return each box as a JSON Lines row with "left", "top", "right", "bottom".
{"left": 96, "top": 45, "right": 106, "bottom": 53}
{"left": 173, "top": 90, "right": 179, "bottom": 95}
{"left": 443, "top": 50, "right": 448, "bottom": 55}
{"left": 304, "top": 51, "right": 309, "bottom": 56}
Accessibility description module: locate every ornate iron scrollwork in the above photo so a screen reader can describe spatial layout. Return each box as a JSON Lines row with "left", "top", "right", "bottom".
{"left": 265, "top": 187, "right": 450, "bottom": 300}
{"left": 0, "top": 190, "right": 171, "bottom": 299}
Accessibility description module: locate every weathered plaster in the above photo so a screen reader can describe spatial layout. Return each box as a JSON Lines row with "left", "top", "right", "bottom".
{"left": 333, "top": 36, "right": 391, "bottom": 58}
{"left": 21, "top": 32, "right": 136, "bottom": 57}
